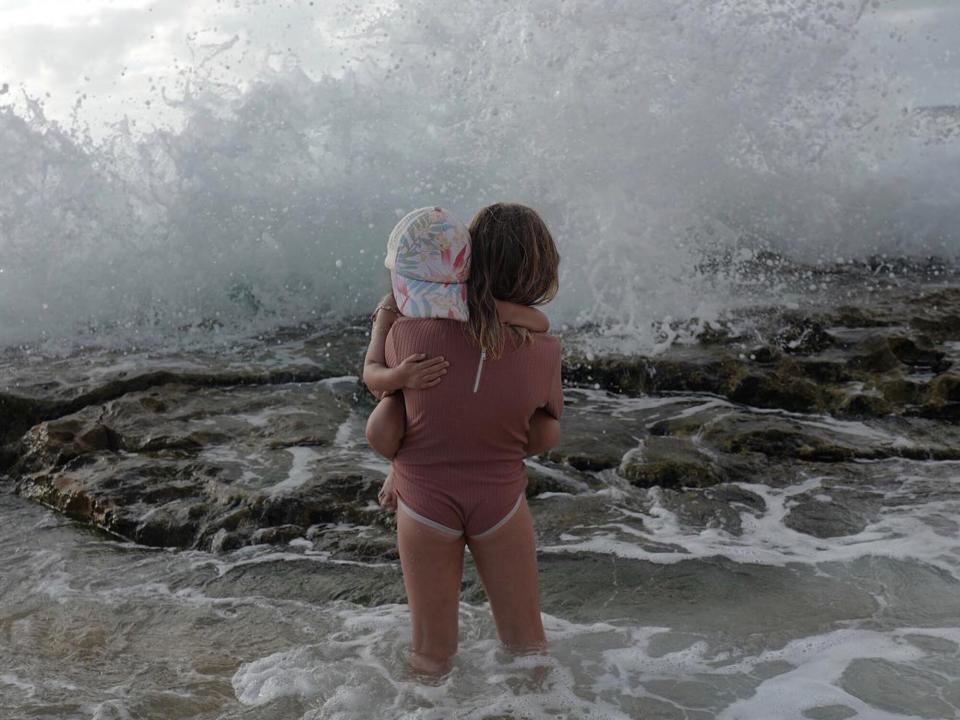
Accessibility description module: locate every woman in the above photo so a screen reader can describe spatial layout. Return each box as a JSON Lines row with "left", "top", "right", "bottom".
{"left": 380, "top": 203, "right": 563, "bottom": 676}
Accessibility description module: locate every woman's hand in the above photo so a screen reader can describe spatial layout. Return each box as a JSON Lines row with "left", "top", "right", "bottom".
{"left": 396, "top": 353, "right": 449, "bottom": 389}
{"left": 378, "top": 471, "right": 398, "bottom": 513}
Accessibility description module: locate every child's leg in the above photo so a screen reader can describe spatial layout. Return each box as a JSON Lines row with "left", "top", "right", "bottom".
{"left": 366, "top": 394, "right": 406, "bottom": 459}
{"left": 525, "top": 409, "right": 561, "bottom": 457}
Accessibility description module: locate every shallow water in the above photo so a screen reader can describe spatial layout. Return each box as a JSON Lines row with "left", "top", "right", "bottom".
{"left": 4, "top": 405, "right": 959, "bottom": 719}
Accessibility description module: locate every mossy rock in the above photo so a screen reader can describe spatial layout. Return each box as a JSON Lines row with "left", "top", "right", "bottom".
{"left": 923, "top": 373, "right": 960, "bottom": 404}
{"left": 910, "top": 313, "right": 960, "bottom": 339}
{"left": 848, "top": 336, "right": 902, "bottom": 373}
{"left": 728, "top": 373, "right": 825, "bottom": 413}
{"left": 837, "top": 394, "right": 893, "bottom": 418}
{"left": 791, "top": 359, "right": 856, "bottom": 384}
{"left": 774, "top": 317, "right": 835, "bottom": 354}
{"left": 702, "top": 416, "right": 872, "bottom": 462}
{"left": 879, "top": 378, "right": 925, "bottom": 405}
{"left": 618, "top": 437, "right": 723, "bottom": 489}
{"left": 850, "top": 335, "right": 947, "bottom": 373}
{"left": 832, "top": 305, "right": 895, "bottom": 328}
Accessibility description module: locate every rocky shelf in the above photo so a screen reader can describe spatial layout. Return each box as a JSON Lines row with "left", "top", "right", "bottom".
{"left": 1, "top": 280, "right": 958, "bottom": 560}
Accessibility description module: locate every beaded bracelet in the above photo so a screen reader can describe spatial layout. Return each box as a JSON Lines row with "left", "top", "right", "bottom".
{"left": 371, "top": 304, "right": 400, "bottom": 322}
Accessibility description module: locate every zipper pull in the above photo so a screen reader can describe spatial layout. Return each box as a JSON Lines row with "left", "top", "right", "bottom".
{"left": 472, "top": 349, "right": 486, "bottom": 393}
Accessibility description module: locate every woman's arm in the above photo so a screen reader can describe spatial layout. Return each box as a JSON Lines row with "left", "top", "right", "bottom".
{"left": 541, "top": 345, "right": 564, "bottom": 420}
{"left": 496, "top": 300, "right": 550, "bottom": 333}
{"left": 525, "top": 409, "right": 561, "bottom": 456}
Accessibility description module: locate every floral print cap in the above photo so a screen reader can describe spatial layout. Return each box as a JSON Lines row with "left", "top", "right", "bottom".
{"left": 384, "top": 206, "right": 471, "bottom": 321}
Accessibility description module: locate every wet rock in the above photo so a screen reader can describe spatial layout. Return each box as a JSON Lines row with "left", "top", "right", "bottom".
{"left": 135, "top": 499, "right": 206, "bottom": 547}
{"left": 802, "top": 705, "right": 858, "bottom": 720}
{"left": 831, "top": 305, "right": 894, "bottom": 328}
{"left": 12, "top": 411, "right": 122, "bottom": 474}
{"left": 251, "top": 524, "right": 307, "bottom": 545}
{"left": 210, "top": 528, "right": 251, "bottom": 553}
{"left": 703, "top": 484, "right": 766, "bottom": 514}
{"left": 774, "top": 317, "right": 835, "bottom": 354}
{"left": 0, "top": 391, "right": 54, "bottom": 447}
{"left": 840, "top": 658, "right": 956, "bottom": 719}
{"left": 879, "top": 378, "right": 925, "bottom": 405}
{"left": 923, "top": 373, "right": 960, "bottom": 404}
{"left": 747, "top": 345, "right": 782, "bottom": 364}
{"left": 702, "top": 416, "right": 863, "bottom": 462}
{"left": 656, "top": 487, "right": 744, "bottom": 534}
{"left": 525, "top": 462, "right": 595, "bottom": 496}
{"left": 888, "top": 335, "right": 949, "bottom": 370}
{"left": 910, "top": 313, "right": 960, "bottom": 340}
{"left": 849, "top": 335, "right": 948, "bottom": 374}
{"left": 619, "top": 437, "right": 724, "bottom": 490}
{"left": 784, "top": 497, "right": 868, "bottom": 538}
{"left": 544, "top": 390, "right": 642, "bottom": 471}
{"left": 908, "top": 373, "right": 960, "bottom": 422}
{"left": 562, "top": 354, "right": 650, "bottom": 395}
{"left": 310, "top": 530, "right": 399, "bottom": 562}
{"left": 562, "top": 350, "right": 747, "bottom": 398}
{"left": 647, "top": 353, "right": 746, "bottom": 395}
{"left": 203, "top": 557, "right": 405, "bottom": 606}
{"left": 838, "top": 394, "right": 893, "bottom": 418}
{"left": 909, "top": 402, "right": 960, "bottom": 422}
{"left": 537, "top": 554, "right": 878, "bottom": 631}
{"left": 254, "top": 471, "right": 382, "bottom": 529}
{"left": 728, "top": 373, "right": 826, "bottom": 413}
{"left": 791, "top": 359, "right": 856, "bottom": 384}
{"left": 848, "top": 336, "right": 902, "bottom": 373}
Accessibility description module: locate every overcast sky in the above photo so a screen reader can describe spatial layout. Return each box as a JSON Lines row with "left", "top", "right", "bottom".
{"left": 0, "top": 0, "right": 957, "bottom": 135}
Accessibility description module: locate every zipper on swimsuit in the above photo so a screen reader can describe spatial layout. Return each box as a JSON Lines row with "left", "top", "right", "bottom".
{"left": 472, "top": 349, "right": 486, "bottom": 393}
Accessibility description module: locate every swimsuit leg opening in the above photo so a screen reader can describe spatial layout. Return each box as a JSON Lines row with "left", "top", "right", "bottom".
{"left": 467, "top": 492, "right": 526, "bottom": 541}
{"left": 398, "top": 498, "right": 464, "bottom": 537}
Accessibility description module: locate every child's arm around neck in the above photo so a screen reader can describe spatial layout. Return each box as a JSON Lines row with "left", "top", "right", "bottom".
{"left": 495, "top": 300, "right": 550, "bottom": 332}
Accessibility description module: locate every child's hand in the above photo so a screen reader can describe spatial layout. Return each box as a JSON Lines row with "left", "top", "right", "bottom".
{"left": 378, "top": 472, "right": 398, "bottom": 513}
{"left": 397, "top": 353, "right": 449, "bottom": 389}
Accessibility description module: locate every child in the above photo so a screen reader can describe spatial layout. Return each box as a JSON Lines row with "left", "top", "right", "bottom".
{"left": 362, "top": 207, "right": 560, "bottom": 512}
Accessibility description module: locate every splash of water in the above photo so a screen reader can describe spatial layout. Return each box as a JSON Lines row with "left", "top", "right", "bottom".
{"left": 0, "top": 0, "right": 956, "bottom": 353}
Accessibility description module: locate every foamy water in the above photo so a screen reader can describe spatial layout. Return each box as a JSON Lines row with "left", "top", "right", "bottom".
{"left": 4, "top": 484, "right": 959, "bottom": 719}
{"left": 3, "top": 384, "right": 960, "bottom": 719}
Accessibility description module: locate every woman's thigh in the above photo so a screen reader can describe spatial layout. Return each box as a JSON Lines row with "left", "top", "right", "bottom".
{"left": 466, "top": 498, "right": 546, "bottom": 652}
{"left": 396, "top": 506, "right": 466, "bottom": 672}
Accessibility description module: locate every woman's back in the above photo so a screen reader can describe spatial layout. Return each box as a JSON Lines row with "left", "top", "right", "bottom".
{"left": 385, "top": 317, "right": 563, "bottom": 486}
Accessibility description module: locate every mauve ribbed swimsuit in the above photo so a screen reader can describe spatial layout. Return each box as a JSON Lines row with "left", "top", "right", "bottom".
{"left": 385, "top": 317, "right": 564, "bottom": 537}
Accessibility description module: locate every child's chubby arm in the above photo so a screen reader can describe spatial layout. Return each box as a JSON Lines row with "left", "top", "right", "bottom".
{"left": 495, "top": 300, "right": 550, "bottom": 333}
{"left": 362, "top": 292, "right": 449, "bottom": 396}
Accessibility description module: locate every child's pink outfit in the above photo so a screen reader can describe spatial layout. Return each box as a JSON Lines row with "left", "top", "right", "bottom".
{"left": 385, "top": 317, "right": 563, "bottom": 538}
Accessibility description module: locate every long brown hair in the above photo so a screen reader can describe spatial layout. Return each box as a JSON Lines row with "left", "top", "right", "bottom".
{"left": 466, "top": 203, "right": 560, "bottom": 358}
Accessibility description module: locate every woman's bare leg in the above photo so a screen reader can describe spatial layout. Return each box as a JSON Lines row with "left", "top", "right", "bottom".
{"left": 365, "top": 394, "right": 405, "bottom": 458}
{"left": 466, "top": 498, "right": 547, "bottom": 652}
{"left": 396, "top": 507, "right": 466, "bottom": 677}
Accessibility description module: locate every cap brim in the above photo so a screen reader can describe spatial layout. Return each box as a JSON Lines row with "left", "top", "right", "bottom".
{"left": 392, "top": 273, "right": 469, "bottom": 321}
